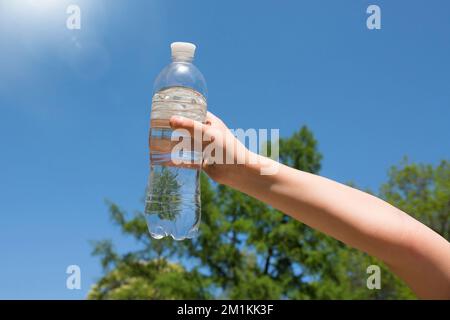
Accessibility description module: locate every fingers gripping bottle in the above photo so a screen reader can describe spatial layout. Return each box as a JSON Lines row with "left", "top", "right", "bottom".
{"left": 145, "top": 42, "right": 207, "bottom": 240}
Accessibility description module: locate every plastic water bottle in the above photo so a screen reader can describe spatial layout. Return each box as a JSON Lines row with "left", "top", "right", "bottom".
{"left": 145, "top": 42, "right": 207, "bottom": 240}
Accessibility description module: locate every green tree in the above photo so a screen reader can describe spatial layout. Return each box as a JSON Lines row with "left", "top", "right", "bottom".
{"left": 89, "top": 127, "right": 448, "bottom": 299}
{"left": 381, "top": 158, "right": 450, "bottom": 239}
{"left": 145, "top": 166, "right": 182, "bottom": 221}
{"left": 88, "top": 257, "right": 208, "bottom": 300}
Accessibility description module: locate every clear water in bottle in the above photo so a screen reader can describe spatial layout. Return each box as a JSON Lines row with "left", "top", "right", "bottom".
{"left": 145, "top": 86, "right": 206, "bottom": 240}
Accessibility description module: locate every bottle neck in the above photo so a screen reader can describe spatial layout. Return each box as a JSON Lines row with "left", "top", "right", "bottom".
{"left": 172, "top": 56, "right": 193, "bottom": 63}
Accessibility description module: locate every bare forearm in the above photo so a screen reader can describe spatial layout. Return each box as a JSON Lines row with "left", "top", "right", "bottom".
{"left": 224, "top": 153, "right": 450, "bottom": 299}
{"left": 169, "top": 114, "right": 450, "bottom": 298}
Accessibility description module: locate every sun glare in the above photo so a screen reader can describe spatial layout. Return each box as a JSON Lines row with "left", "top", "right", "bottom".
{"left": 1, "top": 0, "right": 60, "bottom": 20}
{"left": 26, "top": 0, "right": 60, "bottom": 10}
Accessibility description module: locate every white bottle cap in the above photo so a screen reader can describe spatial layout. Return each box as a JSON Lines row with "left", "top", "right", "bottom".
{"left": 171, "top": 42, "right": 196, "bottom": 60}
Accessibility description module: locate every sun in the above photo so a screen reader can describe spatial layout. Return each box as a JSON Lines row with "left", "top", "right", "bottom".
{"left": 1, "top": 0, "right": 61, "bottom": 18}
{"left": 25, "top": 0, "right": 60, "bottom": 10}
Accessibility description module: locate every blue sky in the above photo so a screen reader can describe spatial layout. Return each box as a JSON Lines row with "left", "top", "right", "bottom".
{"left": 0, "top": 0, "right": 449, "bottom": 299}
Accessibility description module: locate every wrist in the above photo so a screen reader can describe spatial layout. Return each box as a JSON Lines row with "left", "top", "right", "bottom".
{"left": 223, "top": 151, "right": 280, "bottom": 191}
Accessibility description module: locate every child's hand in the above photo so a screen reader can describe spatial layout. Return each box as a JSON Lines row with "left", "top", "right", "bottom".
{"left": 169, "top": 112, "right": 251, "bottom": 185}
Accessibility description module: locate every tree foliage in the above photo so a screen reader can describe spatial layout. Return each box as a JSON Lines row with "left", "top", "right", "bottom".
{"left": 381, "top": 158, "right": 450, "bottom": 239}
{"left": 89, "top": 126, "right": 449, "bottom": 299}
